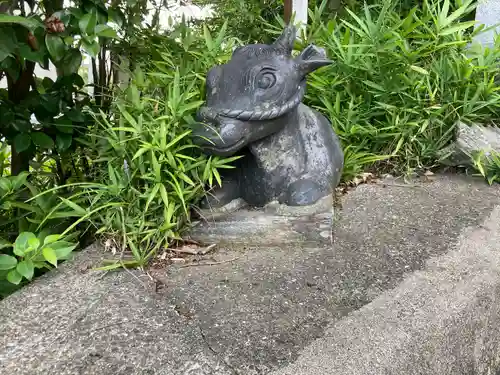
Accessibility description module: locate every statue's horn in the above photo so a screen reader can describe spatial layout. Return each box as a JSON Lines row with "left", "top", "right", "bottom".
{"left": 272, "top": 25, "right": 296, "bottom": 55}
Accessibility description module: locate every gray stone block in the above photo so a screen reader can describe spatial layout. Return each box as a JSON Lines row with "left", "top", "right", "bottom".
{"left": 189, "top": 195, "right": 335, "bottom": 246}
{"left": 438, "top": 121, "right": 500, "bottom": 166}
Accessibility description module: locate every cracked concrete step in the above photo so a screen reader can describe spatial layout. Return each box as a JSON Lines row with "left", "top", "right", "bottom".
{"left": 1, "top": 174, "right": 499, "bottom": 375}
{"left": 271, "top": 205, "right": 500, "bottom": 375}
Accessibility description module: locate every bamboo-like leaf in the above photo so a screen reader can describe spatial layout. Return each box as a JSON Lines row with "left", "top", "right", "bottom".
{"left": 150, "top": 150, "right": 162, "bottom": 182}
{"left": 410, "top": 65, "right": 429, "bottom": 75}
{"left": 203, "top": 24, "right": 214, "bottom": 51}
{"left": 144, "top": 183, "right": 161, "bottom": 212}
{"left": 178, "top": 172, "right": 196, "bottom": 187}
{"left": 159, "top": 183, "right": 169, "bottom": 207}
{"left": 440, "top": 0, "right": 475, "bottom": 30}
{"left": 132, "top": 146, "right": 151, "bottom": 160}
{"left": 59, "top": 197, "right": 87, "bottom": 215}
{"left": 213, "top": 168, "right": 222, "bottom": 187}
{"left": 439, "top": 21, "right": 476, "bottom": 36}
{"left": 117, "top": 104, "right": 138, "bottom": 128}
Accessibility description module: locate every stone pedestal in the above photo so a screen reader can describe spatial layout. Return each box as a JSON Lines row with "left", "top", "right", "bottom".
{"left": 188, "top": 195, "right": 335, "bottom": 247}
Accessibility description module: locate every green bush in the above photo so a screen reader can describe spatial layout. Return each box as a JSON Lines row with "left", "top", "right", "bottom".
{"left": 37, "top": 23, "right": 241, "bottom": 270}
{"left": 192, "top": 0, "right": 283, "bottom": 43}
{"left": 0, "top": 231, "right": 77, "bottom": 296}
{"left": 301, "top": 0, "right": 500, "bottom": 178}
{"left": 472, "top": 150, "right": 500, "bottom": 185}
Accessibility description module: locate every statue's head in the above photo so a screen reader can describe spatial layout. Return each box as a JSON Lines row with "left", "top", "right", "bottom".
{"left": 192, "top": 25, "right": 333, "bottom": 156}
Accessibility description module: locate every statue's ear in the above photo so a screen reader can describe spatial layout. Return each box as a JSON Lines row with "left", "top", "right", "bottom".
{"left": 272, "top": 25, "right": 296, "bottom": 55}
{"left": 296, "top": 44, "right": 333, "bottom": 76}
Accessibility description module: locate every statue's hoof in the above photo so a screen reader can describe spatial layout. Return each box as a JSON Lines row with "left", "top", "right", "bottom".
{"left": 285, "top": 178, "right": 326, "bottom": 206}
{"left": 200, "top": 180, "right": 241, "bottom": 209}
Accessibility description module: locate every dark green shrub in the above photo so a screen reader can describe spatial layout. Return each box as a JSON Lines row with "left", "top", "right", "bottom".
{"left": 302, "top": 0, "right": 500, "bottom": 177}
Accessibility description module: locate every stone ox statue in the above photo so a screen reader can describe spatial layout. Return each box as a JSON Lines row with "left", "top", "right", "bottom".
{"left": 192, "top": 25, "right": 344, "bottom": 208}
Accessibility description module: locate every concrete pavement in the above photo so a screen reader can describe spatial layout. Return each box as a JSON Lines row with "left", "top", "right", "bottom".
{"left": 1, "top": 174, "right": 500, "bottom": 375}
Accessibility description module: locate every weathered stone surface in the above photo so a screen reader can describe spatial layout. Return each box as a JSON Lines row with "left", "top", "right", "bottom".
{"left": 438, "top": 121, "right": 500, "bottom": 166}
{"left": 1, "top": 174, "right": 500, "bottom": 375}
{"left": 271, "top": 205, "right": 500, "bottom": 375}
{"left": 191, "top": 25, "right": 343, "bottom": 208}
{"left": 189, "top": 195, "right": 335, "bottom": 246}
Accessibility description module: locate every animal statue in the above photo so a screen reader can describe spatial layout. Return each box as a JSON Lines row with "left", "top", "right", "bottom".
{"left": 191, "top": 25, "right": 344, "bottom": 208}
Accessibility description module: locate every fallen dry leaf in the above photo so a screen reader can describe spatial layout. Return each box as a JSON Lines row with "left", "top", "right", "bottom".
{"left": 423, "top": 170, "right": 435, "bottom": 182}
{"left": 171, "top": 258, "right": 186, "bottom": 264}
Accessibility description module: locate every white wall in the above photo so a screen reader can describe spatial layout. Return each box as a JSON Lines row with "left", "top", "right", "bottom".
{"left": 473, "top": 0, "right": 500, "bottom": 48}
{"left": 0, "top": 1, "right": 214, "bottom": 91}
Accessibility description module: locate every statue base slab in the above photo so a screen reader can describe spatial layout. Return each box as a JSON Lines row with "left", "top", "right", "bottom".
{"left": 188, "top": 195, "right": 335, "bottom": 247}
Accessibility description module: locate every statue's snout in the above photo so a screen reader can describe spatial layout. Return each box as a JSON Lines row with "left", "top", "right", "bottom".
{"left": 191, "top": 117, "right": 248, "bottom": 157}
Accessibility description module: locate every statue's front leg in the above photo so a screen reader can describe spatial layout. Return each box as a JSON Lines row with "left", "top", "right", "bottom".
{"left": 199, "top": 169, "right": 242, "bottom": 209}
{"left": 284, "top": 178, "right": 327, "bottom": 206}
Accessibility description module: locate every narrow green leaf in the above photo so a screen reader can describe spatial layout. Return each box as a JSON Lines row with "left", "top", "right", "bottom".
{"left": 127, "top": 84, "right": 140, "bottom": 108}
{"left": 132, "top": 147, "right": 150, "bottom": 160}
{"left": 213, "top": 168, "right": 222, "bottom": 187}
{"left": 439, "top": 21, "right": 476, "bottom": 36}
{"left": 203, "top": 24, "right": 213, "bottom": 50}
{"left": 178, "top": 172, "right": 196, "bottom": 186}
{"left": 362, "top": 80, "right": 386, "bottom": 92}
{"left": 92, "top": 262, "right": 123, "bottom": 271}
{"left": 441, "top": 0, "right": 475, "bottom": 29}
{"left": 165, "top": 130, "right": 191, "bottom": 150}
{"left": 108, "top": 164, "right": 118, "bottom": 187}
{"left": 117, "top": 105, "right": 138, "bottom": 128}
{"left": 145, "top": 183, "right": 161, "bottom": 211}
{"left": 151, "top": 150, "right": 161, "bottom": 182}
{"left": 410, "top": 65, "right": 429, "bottom": 75}
{"left": 215, "top": 20, "right": 228, "bottom": 48}
{"left": 439, "top": 0, "right": 451, "bottom": 27}
{"left": 172, "top": 68, "right": 180, "bottom": 107}
{"left": 59, "top": 197, "right": 87, "bottom": 215}
{"left": 159, "top": 183, "right": 169, "bottom": 207}
{"left": 0, "top": 238, "right": 12, "bottom": 250}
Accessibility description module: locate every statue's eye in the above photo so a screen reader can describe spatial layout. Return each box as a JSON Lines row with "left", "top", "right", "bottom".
{"left": 257, "top": 72, "right": 276, "bottom": 89}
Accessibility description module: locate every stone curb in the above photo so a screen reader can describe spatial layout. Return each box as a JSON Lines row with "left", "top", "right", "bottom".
{"left": 272, "top": 205, "right": 500, "bottom": 375}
